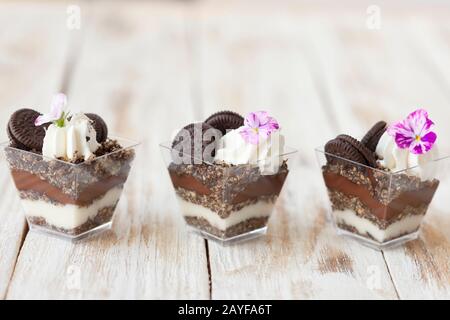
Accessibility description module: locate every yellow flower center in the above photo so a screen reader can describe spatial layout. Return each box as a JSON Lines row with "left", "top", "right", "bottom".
{"left": 415, "top": 135, "right": 421, "bottom": 141}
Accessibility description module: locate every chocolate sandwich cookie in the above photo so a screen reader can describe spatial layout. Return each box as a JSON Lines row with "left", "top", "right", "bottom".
{"left": 325, "top": 134, "right": 377, "bottom": 167}
{"left": 7, "top": 108, "right": 49, "bottom": 151}
{"left": 86, "top": 113, "right": 108, "bottom": 143}
{"left": 325, "top": 137, "right": 367, "bottom": 166}
{"left": 337, "top": 134, "right": 377, "bottom": 167}
{"left": 361, "top": 121, "right": 387, "bottom": 152}
{"left": 7, "top": 125, "right": 27, "bottom": 150}
{"left": 172, "top": 122, "right": 220, "bottom": 162}
{"left": 205, "top": 111, "right": 244, "bottom": 135}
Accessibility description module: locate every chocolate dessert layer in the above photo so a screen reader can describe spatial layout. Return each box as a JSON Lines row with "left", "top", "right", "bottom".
{"left": 5, "top": 139, "right": 135, "bottom": 203}
{"left": 185, "top": 216, "right": 269, "bottom": 239}
{"left": 170, "top": 171, "right": 286, "bottom": 203}
{"left": 328, "top": 189, "right": 429, "bottom": 229}
{"left": 176, "top": 187, "right": 277, "bottom": 219}
{"left": 170, "top": 173, "right": 212, "bottom": 195}
{"left": 11, "top": 169, "right": 128, "bottom": 206}
{"left": 322, "top": 164, "right": 439, "bottom": 222}
{"left": 168, "top": 162, "right": 288, "bottom": 206}
{"left": 28, "top": 206, "right": 115, "bottom": 236}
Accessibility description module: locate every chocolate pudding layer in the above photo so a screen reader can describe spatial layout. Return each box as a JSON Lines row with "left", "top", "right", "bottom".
{"left": 322, "top": 163, "right": 439, "bottom": 242}
{"left": 168, "top": 162, "right": 288, "bottom": 238}
{"left": 5, "top": 140, "right": 134, "bottom": 202}
{"left": 5, "top": 140, "right": 134, "bottom": 203}
{"left": 169, "top": 162, "right": 288, "bottom": 216}
{"left": 169, "top": 163, "right": 287, "bottom": 215}
{"left": 11, "top": 169, "right": 129, "bottom": 206}
{"left": 322, "top": 164, "right": 439, "bottom": 223}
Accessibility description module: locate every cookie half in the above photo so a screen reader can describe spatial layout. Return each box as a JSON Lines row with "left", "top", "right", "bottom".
{"left": 337, "top": 134, "right": 377, "bottom": 167}
{"left": 86, "top": 113, "right": 108, "bottom": 143}
{"left": 7, "top": 108, "right": 48, "bottom": 151}
{"left": 205, "top": 111, "right": 244, "bottom": 135}
{"left": 324, "top": 134, "right": 377, "bottom": 167}
{"left": 361, "top": 121, "right": 387, "bottom": 152}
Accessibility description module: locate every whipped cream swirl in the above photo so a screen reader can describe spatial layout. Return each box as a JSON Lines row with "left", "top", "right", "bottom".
{"left": 214, "top": 128, "right": 286, "bottom": 175}
{"left": 42, "top": 113, "right": 99, "bottom": 161}
{"left": 376, "top": 131, "right": 439, "bottom": 181}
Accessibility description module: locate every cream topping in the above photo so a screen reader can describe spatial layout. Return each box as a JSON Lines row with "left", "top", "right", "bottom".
{"left": 214, "top": 127, "right": 286, "bottom": 175}
{"left": 42, "top": 113, "right": 99, "bottom": 161}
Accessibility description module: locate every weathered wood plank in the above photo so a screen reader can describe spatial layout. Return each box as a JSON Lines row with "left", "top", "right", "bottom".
{"left": 6, "top": 2, "right": 210, "bottom": 299}
{"left": 0, "top": 3, "right": 71, "bottom": 298}
{"left": 191, "top": 5, "right": 398, "bottom": 299}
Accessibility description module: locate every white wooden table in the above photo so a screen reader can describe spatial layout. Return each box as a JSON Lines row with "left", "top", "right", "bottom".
{"left": 1, "top": 0, "right": 450, "bottom": 299}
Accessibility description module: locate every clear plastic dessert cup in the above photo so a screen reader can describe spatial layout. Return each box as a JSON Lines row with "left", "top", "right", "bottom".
{"left": 3, "top": 137, "right": 138, "bottom": 241}
{"left": 315, "top": 146, "right": 445, "bottom": 250}
{"left": 160, "top": 142, "right": 297, "bottom": 245}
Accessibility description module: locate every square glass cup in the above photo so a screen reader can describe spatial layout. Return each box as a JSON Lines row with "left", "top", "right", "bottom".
{"left": 3, "top": 137, "right": 138, "bottom": 241}
{"left": 315, "top": 146, "right": 446, "bottom": 250}
{"left": 160, "top": 141, "right": 297, "bottom": 245}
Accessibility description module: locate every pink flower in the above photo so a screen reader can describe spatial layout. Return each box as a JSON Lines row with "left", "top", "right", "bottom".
{"left": 239, "top": 111, "right": 280, "bottom": 144}
{"left": 35, "top": 93, "right": 67, "bottom": 127}
{"left": 387, "top": 109, "right": 437, "bottom": 155}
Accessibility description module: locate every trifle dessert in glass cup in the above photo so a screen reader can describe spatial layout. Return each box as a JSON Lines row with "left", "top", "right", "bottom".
{"left": 316, "top": 109, "right": 442, "bottom": 249}
{"left": 3, "top": 93, "right": 137, "bottom": 241}
{"left": 161, "top": 110, "right": 296, "bottom": 245}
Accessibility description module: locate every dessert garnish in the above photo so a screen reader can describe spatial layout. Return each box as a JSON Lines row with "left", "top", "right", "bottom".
{"left": 34, "top": 93, "right": 69, "bottom": 127}
{"left": 30, "top": 93, "right": 107, "bottom": 162}
{"left": 7, "top": 109, "right": 49, "bottom": 151}
{"left": 239, "top": 111, "right": 279, "bottom": 145}
{"left": 325, "top": 134, "right": 376, "bottom": 167}
{"left": 375, "top": 109, "right": 438, "bottom": 177}
{"left": 215, "top": 111, "right": 284, "bottom": 174}
{"left": 85, "top": 113, "right": 108, "bottom": 143}
{"left": 7, "top": 93, "right": 109, "bottom": 163}
{"left": 387, "top": 109, "right": 437, "bottom": 155}
{"left": 205, "top": 110, "right": 244, "bottom": 135}
{"left": 171, "top": 122, "right": 220, "bottom": 163}
{"left": 361, "top": 121, "right": 387, "bottom": 152}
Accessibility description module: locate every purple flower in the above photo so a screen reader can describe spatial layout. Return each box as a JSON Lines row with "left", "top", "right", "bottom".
{"left": 239, "top": 111, "right": 280, "bottom": 144}
{"left": 35, "top": 93, "right": 67, "bottom": 127}
{"left": 387, "top": 109, "right": 437, "bottom": 155}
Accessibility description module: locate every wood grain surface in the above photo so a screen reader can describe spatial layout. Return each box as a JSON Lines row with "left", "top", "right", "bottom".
{"left": 0, "top": 0, "right": 450, "bottom": 299}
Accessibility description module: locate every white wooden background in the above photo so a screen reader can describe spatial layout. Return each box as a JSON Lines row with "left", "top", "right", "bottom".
{"left": 0, "top": 0, "right": 450, "bottom": 299}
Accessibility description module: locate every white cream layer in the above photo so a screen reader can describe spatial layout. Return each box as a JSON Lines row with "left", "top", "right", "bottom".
{"left": 334, "top": 209, "right": 424, "bottom": 243}
{"left": 22, "top": 187, "right": 123, "bottom": 230}
{"left": 176, "top": 196, "right": 275, "bottom": 230}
